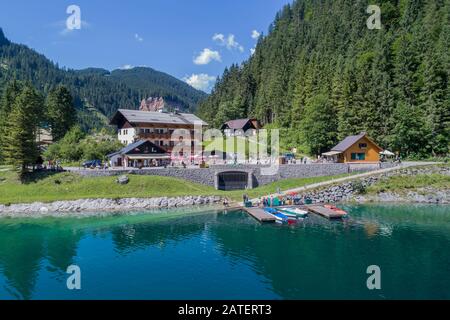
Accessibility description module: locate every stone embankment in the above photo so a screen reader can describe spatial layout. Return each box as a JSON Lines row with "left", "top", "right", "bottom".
{"left": 298, "top": 166, "right": 449, "bottom": 204}
{"left": 0, "top": 195, "right": 223, "bottom": 218}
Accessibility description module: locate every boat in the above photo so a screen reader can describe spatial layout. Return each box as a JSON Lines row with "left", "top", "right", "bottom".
{"left": 278, "top": 207, "right": 309, "bottom": 218}
{"left": 324, "top": 205, "right": 348, "bottom": 216}
{"left": 264, "top": 208, "right": 297, "bottom": 224}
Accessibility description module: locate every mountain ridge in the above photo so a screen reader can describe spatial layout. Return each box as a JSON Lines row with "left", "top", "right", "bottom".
{"left": 0, "top": 27, "right": 207, "bottom": 131}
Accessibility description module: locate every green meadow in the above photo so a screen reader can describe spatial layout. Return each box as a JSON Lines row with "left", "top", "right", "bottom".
{"left": 0, "top": 166, "right": 354, "bottom": 204}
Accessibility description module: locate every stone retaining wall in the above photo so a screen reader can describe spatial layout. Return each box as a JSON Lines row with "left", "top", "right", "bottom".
{"left": 74, "top": 163, "right": 397, "bottom": 189}
{"left": 298, "top": 165, "right": 449, "bottom": 204}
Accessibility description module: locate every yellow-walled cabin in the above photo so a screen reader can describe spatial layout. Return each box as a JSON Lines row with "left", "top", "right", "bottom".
{"left": 323, "top": 132, "right": 383, "bottom": 163}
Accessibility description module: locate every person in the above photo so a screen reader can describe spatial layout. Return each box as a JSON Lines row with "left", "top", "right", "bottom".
{"left": 223, "top": 198, "right": 229, "bottom": 207}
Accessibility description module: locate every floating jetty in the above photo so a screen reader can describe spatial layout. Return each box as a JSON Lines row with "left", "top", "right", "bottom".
{"left": 308, "top": 205, "right": 346, "bottom": 219}
{"left": 242, "top": 205, "right": 347, "bottom": 222}
{"left": 242, "top": 207, "right": 277, "bottom": 223}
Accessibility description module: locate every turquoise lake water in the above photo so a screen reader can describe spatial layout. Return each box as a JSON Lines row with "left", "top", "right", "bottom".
{"left": 0, "top": 204, "right": 449, "bottom": 300}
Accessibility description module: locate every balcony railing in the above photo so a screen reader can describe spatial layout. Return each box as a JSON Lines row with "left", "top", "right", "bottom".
{"left": 137, "top": 133, "right": 172, "bottom": 139}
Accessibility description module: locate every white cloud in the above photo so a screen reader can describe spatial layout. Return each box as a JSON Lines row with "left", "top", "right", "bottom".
{"left": 212, "top": 33, "right": 225, "bottom": 43}
{"left": 250, "top": 47, "right": 256, "bottom": 55}
{"left": 193, "top": 48, "right": 222, "bottom": 65}
{"left": 183, "top": 74, "right": 216, "bottom": 92}
{"left": 118, "top": 64, "right": 148, "bottom": 70}
{"left": 119, "top": 64, "right": 134, "bottom": 70}
{"left": 212, "top": 33, "right": 244, "bottom": 52}
{"left": 134, "top": 33, "right": 144, "bottom": 42}
{"left": 251, "top": 30, "right": 261, "bottom": 39}
{"left": 59, "top": 20, "right": 90, "bottom": 36}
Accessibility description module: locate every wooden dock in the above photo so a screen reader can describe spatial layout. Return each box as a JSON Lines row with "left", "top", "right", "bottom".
{"left": 242, "top": 207, "right": 276, "bottom": 223}
{"left": 308, "top": 206, "right": 346, "bottom": 219}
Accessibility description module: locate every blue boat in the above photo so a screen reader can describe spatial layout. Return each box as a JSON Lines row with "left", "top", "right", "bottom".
{"left": 264, "top": 207, "right": 295, "bottom": 224}
{"left": 278, "top": 207, "right": 309, "bottom": 218}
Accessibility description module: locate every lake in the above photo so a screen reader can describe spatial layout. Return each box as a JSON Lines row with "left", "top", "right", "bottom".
{"left": 0, "top": 204, "right": 449, "bottom": 300}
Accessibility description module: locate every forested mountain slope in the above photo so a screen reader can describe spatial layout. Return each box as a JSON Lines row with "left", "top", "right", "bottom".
{"left": 198, "top": 0, "right": 449, "bottom": 157}
{"left": 0, "top": 28, "right": 207, "bottom": 131}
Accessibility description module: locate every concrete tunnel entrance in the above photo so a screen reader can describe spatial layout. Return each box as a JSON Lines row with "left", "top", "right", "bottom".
{"left": 215, "top": 171, "right": 253, "bottom": 191}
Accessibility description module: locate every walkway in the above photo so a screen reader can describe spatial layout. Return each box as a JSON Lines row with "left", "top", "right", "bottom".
{"left": 249, "top": 162, "right": 440, "bottom": 203}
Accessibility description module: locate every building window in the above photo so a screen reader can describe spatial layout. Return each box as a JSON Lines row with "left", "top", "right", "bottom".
{"left": 351, "top": 153, "right": 366, "bottom": 161}
{"left": 359, "top": 143, "right": 368, "bottom": 149}
{"left": 145, "top": 129, "right": 151, "bottom": 134}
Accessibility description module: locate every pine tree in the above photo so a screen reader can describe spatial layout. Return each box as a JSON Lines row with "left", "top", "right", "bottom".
{"left": 0, "top": 81, "right": 23, "bottom": 163}
{"left": 390, "top": 102, "right": 431, "bottom": 157}
{"left": 46, "top": 86, "right": 76, "bottom": 141}
{"left": 300, "top": 93, "right": 337, "bottom": 156}
{"left": 2, "top": 85, "right": 44, "bottom": 176}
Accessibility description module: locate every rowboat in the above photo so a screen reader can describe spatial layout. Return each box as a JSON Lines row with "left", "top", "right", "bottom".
{"left": 278, "top": 207, "right": 309, "bottom": 218}
{"left": 324, "top": 205, "right": 348, "bottom": 216}
{"left": 264, "top": 208, "right": 297, "bottom": 224}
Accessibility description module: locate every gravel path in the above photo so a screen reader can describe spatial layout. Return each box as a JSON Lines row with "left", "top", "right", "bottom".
{"left": 250, "top": 162, "right": 441, "bottom": 202}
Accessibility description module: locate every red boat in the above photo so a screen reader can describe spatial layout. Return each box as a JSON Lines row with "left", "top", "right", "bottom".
{"left": 324, "top": 205, "right": 348, "bottom": 216}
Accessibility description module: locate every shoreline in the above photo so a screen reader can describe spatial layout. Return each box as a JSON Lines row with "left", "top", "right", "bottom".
{"left": 0, "top": 192, "right": 449, "bottom": 218}
{"left": 1, "top": 164, "right": 448, "bottom": 218}
{"left": 0, "top": 195, "right": 225, "bottom": 218}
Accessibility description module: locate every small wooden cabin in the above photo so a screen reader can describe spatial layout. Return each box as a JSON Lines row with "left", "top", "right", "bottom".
{"left": 323, "top": 132, "right": 382, "bottom": 163}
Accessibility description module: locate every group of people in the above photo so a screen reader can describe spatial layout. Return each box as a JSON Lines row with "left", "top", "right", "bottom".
{"left": 259, "top": 193, "right": 309, "bottom": 208}
{"left": 42, "top": 160, "right": 63, "bottom": 171}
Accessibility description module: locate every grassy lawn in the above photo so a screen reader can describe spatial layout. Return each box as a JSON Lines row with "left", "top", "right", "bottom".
{"left": 0, "top": 169, "right": 220, "bottom": 205}
{"left": 226, "top": 173, "right": 355, "bottom": 201}
{"left": 0, "top": 166, "right": 356, "bottom": 205}
{"left": 367, "top": 174, "right": 450, "bottom": 195}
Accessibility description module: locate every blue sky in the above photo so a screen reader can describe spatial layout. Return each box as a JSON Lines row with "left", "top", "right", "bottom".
{"left": 0, "top": 0, "right": 291, "bottom": 92}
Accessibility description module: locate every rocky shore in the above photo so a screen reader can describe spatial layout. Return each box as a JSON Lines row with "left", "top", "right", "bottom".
{"left": 299, "top": 165, "right": 450, "bottom": 204}
{"left": 0, "top": 165, "right": 448, "bottom": 218}
{"left": 0, "top": 195, "right": 223, "bottom": 218}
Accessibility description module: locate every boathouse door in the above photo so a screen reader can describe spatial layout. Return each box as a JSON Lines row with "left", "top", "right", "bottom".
{"left": 217, "top": 171, "right": 249, "bottom": 191}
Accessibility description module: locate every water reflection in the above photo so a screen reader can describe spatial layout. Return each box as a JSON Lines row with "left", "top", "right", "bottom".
{"left": 110, "top": 213, "right": 213, "bottom": 255}
{"left": 0, "top": 204, "right": 448, "bottom": 300}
